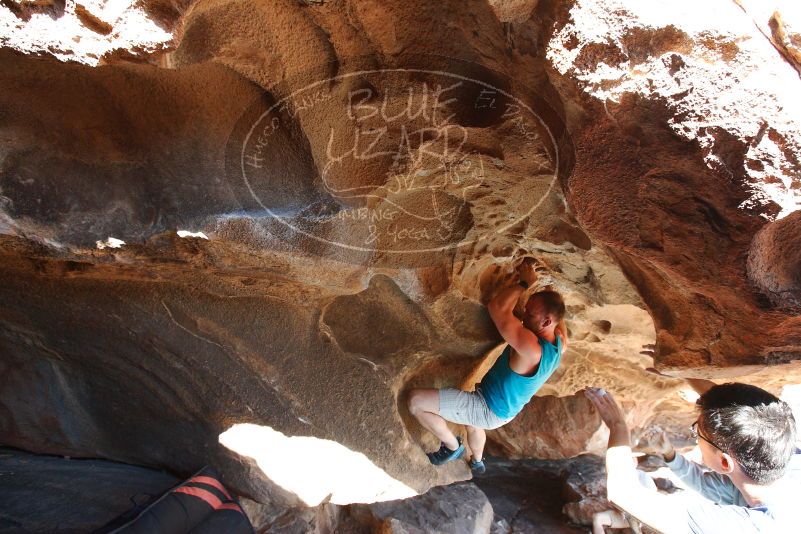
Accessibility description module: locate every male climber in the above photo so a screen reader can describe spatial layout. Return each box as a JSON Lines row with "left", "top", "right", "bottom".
{"left": 407, "top": 258, "right": 567, "bottom": 473}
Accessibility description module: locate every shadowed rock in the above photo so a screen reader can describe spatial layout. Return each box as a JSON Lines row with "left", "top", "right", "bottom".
{"left": 1, "top": 0, "right": 800, "bottom": 520}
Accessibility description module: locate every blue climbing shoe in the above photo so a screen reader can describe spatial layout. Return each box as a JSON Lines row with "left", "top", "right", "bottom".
{"left": 427, "top": 437, "right": 464, "bottom": 465}
{"left": 469, "top": 458, "right": 486, "bottom": 474}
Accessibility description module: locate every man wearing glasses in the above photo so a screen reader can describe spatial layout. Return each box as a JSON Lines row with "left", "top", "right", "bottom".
{"left": 585, "top": 380, "right": 800, "bottom": 533}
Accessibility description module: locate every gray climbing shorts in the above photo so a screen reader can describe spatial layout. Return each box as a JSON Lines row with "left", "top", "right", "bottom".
{"left": 437, "top": 387, "right": 514, "bottom": 430}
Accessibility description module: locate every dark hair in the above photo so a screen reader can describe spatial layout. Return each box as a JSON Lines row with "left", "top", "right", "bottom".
{"left": 530, "top": 290, "right": 566, "bottom": 321}
{"left": 698, "top": 383, "right": 797, "bottom": 484}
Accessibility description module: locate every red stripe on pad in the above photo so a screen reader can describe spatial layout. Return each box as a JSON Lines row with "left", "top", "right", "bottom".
{"left": 187, "top": 475, "right": 233, "bottom": 500}
{"left": 173, "top": 486, "right": 243, "bottom": 514}
{"left": 174, "top": 486, "right": 223, "bottom": 509}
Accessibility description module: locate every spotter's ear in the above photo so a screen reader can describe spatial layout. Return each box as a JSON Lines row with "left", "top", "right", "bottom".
{"left": 541, "top": 317, "right": 552, "bottom": 328}
{"left": 720, "top": 452, "right": 736, "bottom": 475}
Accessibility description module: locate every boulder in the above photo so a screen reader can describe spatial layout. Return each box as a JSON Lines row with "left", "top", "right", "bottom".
{"left": 0, "top": 0, "right": 799, "bottom": 516}
{"left": 471, "top": 455, "right": 606, "bottom": 532}
{"left": 350, "top": 483, "right": 493, "bottom": 534}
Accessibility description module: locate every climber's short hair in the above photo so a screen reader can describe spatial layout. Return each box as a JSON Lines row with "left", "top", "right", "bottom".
{"left": 529, "top": 290, "right": 566, "bottom": 321}
{"left": 697, "top": 383, "right": 797, "bottom": 484}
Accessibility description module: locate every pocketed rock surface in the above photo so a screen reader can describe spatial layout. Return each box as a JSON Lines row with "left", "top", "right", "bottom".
{"left": 1, "top": 0, "right": 799, "bottom": 516}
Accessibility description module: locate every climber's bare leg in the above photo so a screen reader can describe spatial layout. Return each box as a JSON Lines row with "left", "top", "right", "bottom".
{"left": 466, "top": 425, "right": 486, "bottom": 462}
{"left": 407, "top": 388, "right": 460, "bottom": 450}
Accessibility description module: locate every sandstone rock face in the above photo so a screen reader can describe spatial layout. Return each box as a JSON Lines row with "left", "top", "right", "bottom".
{"left": 243, "top": 458, "right": 608, "bottom": 533}
{"left": 472, "top": 455, "right": 606, "bottom": 532}
{"left": 736, "top": 1, "right": 801, "bottom": 76}
{"left": 488, "top": 0, "right": 540, "bottom": 24}
{"left": 350, "top": 483, "right": 494, "bottom": 534}
{"left": 748, "top": 210, "right": 801, "bottom": 312}
{"left": 0, "top": 0, "right": 174, "bottom": 64}
{"left": 240, "top": 499, "right": 349, "bottom": 534}
{"left": 539, "top": 0, "right": 801, "bottom": 374}
{"left": 486, "top": 393, "right": 603, "bottom": 459}
{"left": 1, "top": 0, "right": 800, "bottom": 516}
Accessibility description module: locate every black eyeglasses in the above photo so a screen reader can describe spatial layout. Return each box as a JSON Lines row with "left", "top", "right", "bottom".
{"left": 691, "top": 421, "right": 725, "bottom": 452}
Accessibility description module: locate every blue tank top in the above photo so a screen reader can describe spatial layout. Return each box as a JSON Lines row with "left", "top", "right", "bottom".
{"left": 479, "top": 336, "right": 562, "bottom": 419}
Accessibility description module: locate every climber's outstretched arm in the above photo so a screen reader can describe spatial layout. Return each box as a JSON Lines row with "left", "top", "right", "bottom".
{"left": 487, "top": 283, "right": 525, "bottom": 314}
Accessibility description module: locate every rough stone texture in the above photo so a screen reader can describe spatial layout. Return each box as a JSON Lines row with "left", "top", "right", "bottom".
{"left": 350, "top": 482, "right": 494, "bottom": 534}
{"left": 240, "top": 499, "right": 357, "bottom": 534}
{"left": 748, "top": 210, "right": 801, "bottom": 311}
{"left": 488, "top": 0, "right": 540, "bottom": 24}
{"left": 1, "top": 0, "right": 800, "bottom": 516}
{"left": 472, "top": 455, "right": 605, "bottom": 532}
{"left": 735, "top": 1, "right": 801, "bottom": 76}
{"left": 770, "top": 11, "right": 801, "bottom": 75}
{"left": 0, "top": 447, "right": 179, "bottom": 533}
{"left": 486, "top": 393, "right": 602, "bottom": 459}
{"left": 0, "top": 0, "right": 662, "bottom": 502}
{"left": 540, "top": 0, "right": 801, "bottom": 374}
{"left": 0, "top": 0, "right": 174, "bottom": 65}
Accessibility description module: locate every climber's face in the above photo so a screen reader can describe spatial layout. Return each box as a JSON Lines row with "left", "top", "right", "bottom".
{"left": 524, "top": 294, "right": 553, "bottom": 332}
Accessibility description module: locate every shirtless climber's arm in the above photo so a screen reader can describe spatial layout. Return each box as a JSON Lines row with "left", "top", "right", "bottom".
{"left": 486, "top": 281, "right": 542, "bottom": 363}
